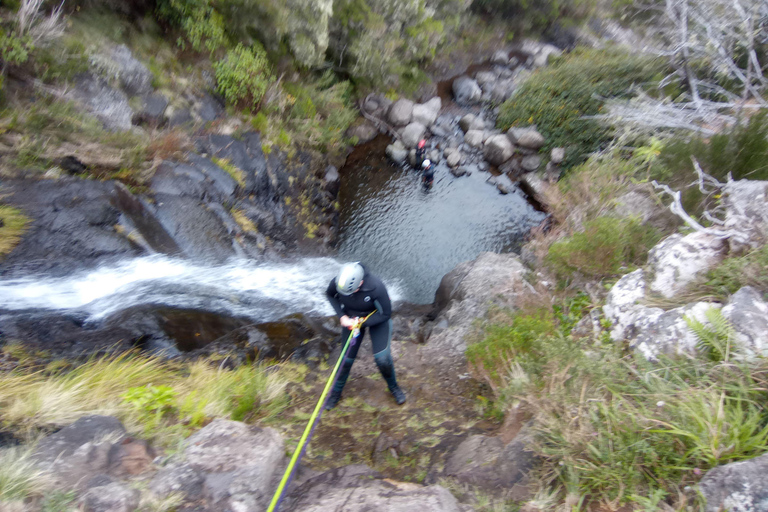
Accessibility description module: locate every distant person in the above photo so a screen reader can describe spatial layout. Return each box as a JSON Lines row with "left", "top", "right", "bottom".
{"left": 421, "top": 159, "right": 435, "bottom": 188}
{"left": 324, "top": 262, "right": 406, "bottom": 409}
{"left": 415, "top": 139, "right": 427, "bottom": 168}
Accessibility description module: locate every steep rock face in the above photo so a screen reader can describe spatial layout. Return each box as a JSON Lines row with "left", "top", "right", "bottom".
{"left": 423, "top": 252, "right": 533, "bottom": 368}
{"left": 699, "top": 453, "right": 768, "bottom": 512}
{"left": 282, "top": 465, "right": 465, "bottom": 512}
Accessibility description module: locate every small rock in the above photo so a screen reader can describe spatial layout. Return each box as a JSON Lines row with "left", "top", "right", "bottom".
{"left": 446, "top": 151, "right": 462, "bottom": 168}
{"left": 464, "top": 130, "right": 484, "bottom": 149}
{"left": 521, "top": 155, "right": 541, "bottom": 172}
{"left": 491, "top": 50, "right": 510, "bottom": 66}
{"left": 508, "top": 127, "right": 545, "bottom": 149}
{"left": 451, "top": 166, "right": 469, "bottom": 178}
{"left": 550, "top": 147, "right": 565, "bottom": 164}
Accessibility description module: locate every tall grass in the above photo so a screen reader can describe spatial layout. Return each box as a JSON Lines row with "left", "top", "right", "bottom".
{"left": 0, "top": 447, "right": 52, "bottom": 504}
{"left": 468, "top": 304, "right": 768, "bottom": 510}
{"left": 0, "top": 351, "right": 292, "bottom": 447}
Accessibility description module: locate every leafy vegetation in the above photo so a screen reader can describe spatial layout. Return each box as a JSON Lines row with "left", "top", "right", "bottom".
{"left": 546, "top": 216, "right": 662, "bottom": 281}
{"left": 497, "top": 48, "right": 663, "bottom": 169}
{"left": 213, "top": 43, "right": 273, "bottom": 112}
{"left": 468, "top": 300, "right": 768, "bottom": 510}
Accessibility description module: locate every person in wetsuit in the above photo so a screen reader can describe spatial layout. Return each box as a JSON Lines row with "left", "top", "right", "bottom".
{"left": 421, "top": 159, "right": 435, "bottom": 188}
{"left": 415, "top": 139, "right": 427, "bottom": 168}
{"left": 325, "top": 262, "right": 406, "bottom": 410}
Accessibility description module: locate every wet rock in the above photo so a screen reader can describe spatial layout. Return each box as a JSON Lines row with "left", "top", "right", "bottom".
{"left": 402, "top": 122, "right": 427, "bottom": 149}
{"left": 508, "top": 127, "right": 545, "bottom": 149}
{"left": 79, "top": 482, "right": 140, "bottom": 512}
{"left": 412, "top": 97, "right": 441, "bottom": 127}
{"left": 496, "top": 182, "right": 510, "bottom": 194}
{"left": 452, "top": 76, "right": 482, "bottom": 105}
{"left": 451, "top": 166, "right": 469, "bottom": 178}
{"left": 648, "top": 233, "right": 726, "bottom": 298}
{"left": 388, "top": 99, "right": 414, "bottom": 127}
{"left": 464, "top": 130, "right": 484, "bottom": 149}
{"left": 67, "top": 73, "right": 133, "bottom": 131}
{"left": 149, "top": 463, "right": 205, "bottom": 501}
{"left": 429, "top": 124, "right": 449, "bottom": 137}
{"left": 185, "top": 154, "right": 239, "bottom": 199}
{"left": 445, "top": 150, "right": 462, "bottom": 168}
{"left": 483, "top": 134, "right": 515, "bottom": 166}
{"left": 722, "top": 287, "right": 768, "bottom": 357}
{"left": 699, "top": 452, "right": 768, "bottom": 512}
{"left": 551, "top": 147, "right": 565, "bottom": 164}
{"left": 723, "top": 180, "right": 768, "bottom": 252}
{"left": 521, "top": 155, "right": 541, "bottom": 172}
{"left": 491, "top": 50, "right": 510, "bottom": 66}
{"left": 282, "top": 465, "right": 464, "bottom": 512}
{"left": 133, "top": 93, "right": 168, "bottom": 127}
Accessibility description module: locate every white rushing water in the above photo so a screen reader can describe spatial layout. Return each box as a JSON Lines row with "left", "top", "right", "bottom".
{"left": 0, "top": 256, "right": 404, "bottom": 323}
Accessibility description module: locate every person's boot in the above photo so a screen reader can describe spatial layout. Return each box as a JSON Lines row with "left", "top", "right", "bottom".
{"left": 325, "top": 390, "right": 342, "bottom": 410}
{"left": 389, "top": 385, "right": 406, "bottom": 405}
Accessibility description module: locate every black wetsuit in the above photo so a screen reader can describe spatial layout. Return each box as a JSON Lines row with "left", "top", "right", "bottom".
{"left": 422, "top": 164, "right": 434, "bottom": 186}
{"left": 325, "top": 267, "right": 399, "bottom": 395}
{"left": 415, "top": 146, "right": 427, "bottom": 168}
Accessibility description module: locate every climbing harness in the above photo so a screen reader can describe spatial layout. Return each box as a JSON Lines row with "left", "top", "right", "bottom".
{"left": 265, "top": 310, "right": 377, "bottom": 512}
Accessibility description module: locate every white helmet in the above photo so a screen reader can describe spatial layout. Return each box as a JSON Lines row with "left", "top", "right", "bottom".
{"left": 422, "top": 159, "right": 431, "bottom": 168}
{"left": 336, "top": 262, "right": 364, "bottom": 296}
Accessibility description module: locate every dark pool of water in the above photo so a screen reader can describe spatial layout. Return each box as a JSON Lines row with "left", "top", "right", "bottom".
{"left": 337, "top": 135, "right": 547, "bottom": 304}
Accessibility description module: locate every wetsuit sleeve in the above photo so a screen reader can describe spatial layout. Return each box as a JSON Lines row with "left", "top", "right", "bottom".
{"left": 363, "top": 281, "right": 392, "bottom": 327}
{"left": 326, "top": 279, "right": 345, "bottom": 317}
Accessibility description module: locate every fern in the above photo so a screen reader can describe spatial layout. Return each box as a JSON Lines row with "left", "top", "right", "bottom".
{"left": 685, "top": 308, "right": 737, "bottom": 362}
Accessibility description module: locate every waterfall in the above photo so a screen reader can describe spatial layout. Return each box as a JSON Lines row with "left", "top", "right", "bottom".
{"left": 0, "top": 255, "right": 404, "bottom": 324}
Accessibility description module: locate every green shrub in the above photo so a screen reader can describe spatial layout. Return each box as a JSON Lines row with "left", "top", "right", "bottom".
{"left": 546, "top": 216, "right": 661, "bottom": 280}
{"left": 472, "top": 0, "right": 595, "bottom": 28}
{"left": 156, "top": 0, "right": 227, "bottom": 52}
{"left": 497, "top": 48, "right": 663, "bottom": 169}
{"left": 0, "top": 27, "right": 32, "bottom": 67}
{"left": 214, "top": 43, "right": 273, "bottom": 112}
{"left": 695, "top": 244, "right": 768, "bottom": 299}
{"left": 655, "top": 111, "right": 768, "bottom": 183}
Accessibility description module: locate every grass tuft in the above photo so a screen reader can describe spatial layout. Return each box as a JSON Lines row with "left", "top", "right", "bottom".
{"left": 0, "top": 446, "right": 52, "bottom": 503}
{"left": 0, "top": 205, "right": 29, "bottom": 258}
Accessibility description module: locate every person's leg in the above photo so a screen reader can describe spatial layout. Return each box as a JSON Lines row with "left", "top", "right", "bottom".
{"left": 326, "top": 328, "right": 363, "bottom": 409}
{"left": 370, "top": 320, "right": 406, "bottom": 405}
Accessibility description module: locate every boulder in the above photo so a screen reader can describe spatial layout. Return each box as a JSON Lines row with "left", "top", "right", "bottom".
{"left": 452, "top": 76, "right": 482, "bottom": 105}
{"left": 425, "top": 253, "right": 531, "bottom": 366}
{"left": 508, "top": 127, "right": 545, "bottom": 149}
{"left": 475, "top": 70, "right": 498, "bottom": 86}
{"left": 451, "top": 166, "right": 470, "bottom": 178}
{"left": 723, "top": 180, "right": 768, "bottom": 251}
{"left": 386, "top": 141, "right": 408, "bottom": 164}
{"left": 459, "top": 114, "right": 485, "bottom": 133}
{"left": 388, "top": 99, "right": 414, "bottom": 127}
{"left": 483, "top": 134, "right": 515, "bottom": 166}
{"left": 149, "top": 463, "right": 205, "bottom": 501}
{"left": 401, "top": 122, "right": 427, "bottom": 149}
{"left": 464, "top": 130, "right": 484, "bottom": 149}
{"left": 521, "top": 155, "right": 541, "bottom": 172}
{"left": 648, "top": 232, "right": 726, "bottom": 298}
{"left": 79, "top": 482, "right": 140, "bottom": 512}
{"left": 411, "top": 97, "right": 441, "bottom": 127}
{"left": 491, "top": 50, "right": 511, "bottom": 66}
{"left": 446, "top": 150, "right": 462, "bottom": 168}
{"left": 550, "top": 147, "right": 565, "bottom": 164}
{"left": 699, "top": 452, "right": 768, "bottom": 512}
{"left": 362, "top": 94, "right": 392, "bottom": 119}
{"left": 282, "top": 465, "right": 463, "bottom": 512}
{"left": 490, "top": 78, "right": 516, "bottom": 103}
{"left": 346, "top": 119, "right": 379, "bottom": 144}
{"left": 722, "top": 287, "right": 768, "bottom": 357}
{"left": 133, "top": 93, "right": 168, "bottom": 127}
{"left": 67, "top": 74, "right": 133, "bottom": 131}
{"left": 184, "top": 419, "right": 285, "bottom": 511}
{"left": 445, "top": 433, "right": 534, "bottom": 496}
